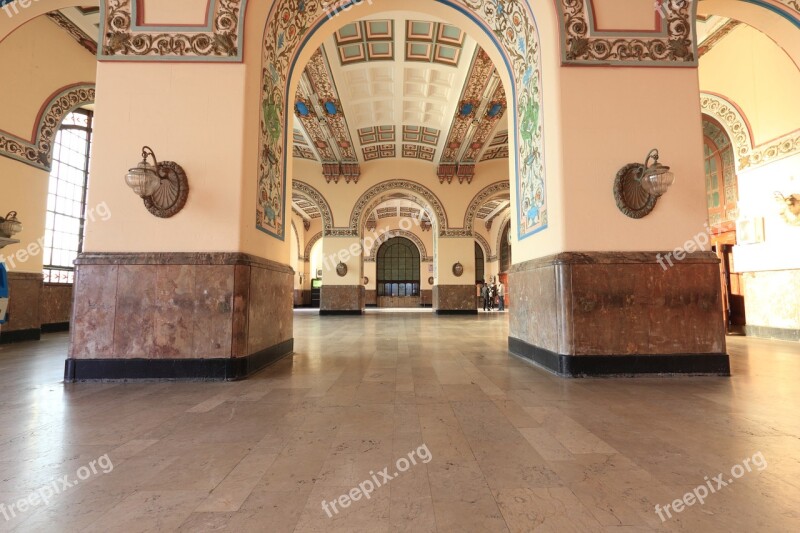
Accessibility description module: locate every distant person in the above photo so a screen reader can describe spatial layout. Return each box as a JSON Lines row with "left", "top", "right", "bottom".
{"left": 497, "top": 282, "right": 505, "bottom": 311}
{"left": 487, "top": 282, "right": 495, "bottom": 311}
{"left": 481, "top": 282, "right": 490, "bottom": 311}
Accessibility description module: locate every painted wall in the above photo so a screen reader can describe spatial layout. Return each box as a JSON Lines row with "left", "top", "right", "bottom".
{"left": 0, "top": 15, "right": 96, "bottom": 274}
{"left": 699, "top": 24, "right": 800, "bottom": 145}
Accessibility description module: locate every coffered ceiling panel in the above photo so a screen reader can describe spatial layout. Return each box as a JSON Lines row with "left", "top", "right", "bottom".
{"left": 291, "top": 13, "right": 509, "bottom": 181}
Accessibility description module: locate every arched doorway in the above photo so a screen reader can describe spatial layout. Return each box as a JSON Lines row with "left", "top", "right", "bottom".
{"left": 377, "top": 237, "right": 421, "bottom": 308}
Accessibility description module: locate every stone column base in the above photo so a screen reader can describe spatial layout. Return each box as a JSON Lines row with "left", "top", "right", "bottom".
{"left": 65, "top": 253, "right": 294, "bottom": 381}
{"left": 509, "top": 252, "right": 730, "bottom": 377}
{"left": 320, "top": 285, "right": 365, "bottom": 315}
{"left": 433, "top": 285, "right": 477, "bottom": 314}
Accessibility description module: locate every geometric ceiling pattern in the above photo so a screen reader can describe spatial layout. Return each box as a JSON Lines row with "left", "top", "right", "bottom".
{"left": 292, "top": 192, "right": 322, "bottom": 219}
{"left": 292, "top": 15, "right": 509, "bottom": 177}
{"left": 334, "top": 20, "right": 394, "bottom": 65}
{"left": 480, "top": 131, "right": 510, "bottom": 162}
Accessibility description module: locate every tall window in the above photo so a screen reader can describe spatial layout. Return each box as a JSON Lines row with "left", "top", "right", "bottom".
{"left": 475, "top": 241, "right": 485, "bottom": 283}
{"left": 377, "top": 237, "right": 420, "bottom": 297}
{"left": 44, "top": 109, "right": 93, "bottom": 283}
{"left": 702, "top": 117, "right": 738, "bottom": 228}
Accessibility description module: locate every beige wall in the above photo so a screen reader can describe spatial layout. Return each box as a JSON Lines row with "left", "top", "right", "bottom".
{"left": 83, "top": 62, "right": 248, "bottom": 254}
{"left": 700, "top": 24, "right": 800, "bottom": 145}
{"left": 0, "top": 15, "right": 97, "bottom": 274}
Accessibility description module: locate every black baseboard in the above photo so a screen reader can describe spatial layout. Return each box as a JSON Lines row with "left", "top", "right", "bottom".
{"left": 508, "top": 336, "right": 730, "bottom": 377}
{"left": 435, "top": 309, "right": 478, "bottom": 315}
{"left": 319, "top": 310, "right": 363, "bottom": 315}
{"left": 0, "top": 328, "right": 41, "bottom": 344}
{"left": 64, "top": 339, "right": 294, "bottom": 382}
{"left": 42, "top": 322, "right": 70, "bottom": 333}
{"left": 743, "top": 325, "right": 800, "bottom": 342}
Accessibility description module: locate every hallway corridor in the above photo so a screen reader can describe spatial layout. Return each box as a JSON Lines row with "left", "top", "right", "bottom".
{"left": 0, "top": 313, "right": 798, "bottom": 531}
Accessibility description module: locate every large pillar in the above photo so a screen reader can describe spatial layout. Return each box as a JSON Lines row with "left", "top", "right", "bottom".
{"left": 508, "top": 66, "right": 729, "bottom": 376}
{"left": 433, "top": 237, "right": 477, "bottom": 314}
{"left": 319, "top": 236, "right": 365, "bottom": 315}
{"left": 65, "top": 62, "right": 294, "bottom": 381}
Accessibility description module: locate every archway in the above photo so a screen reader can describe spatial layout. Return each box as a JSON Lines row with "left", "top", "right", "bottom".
{"left": 376, "top": 236, "right": 422, "bottom": 308}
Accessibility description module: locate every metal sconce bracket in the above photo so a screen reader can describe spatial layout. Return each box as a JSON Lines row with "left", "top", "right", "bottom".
{"left": 614, "top": 149, "right": 673, "bottom": 219}
{"left": 126, "top": 146, "right": 189, "bottom": 218}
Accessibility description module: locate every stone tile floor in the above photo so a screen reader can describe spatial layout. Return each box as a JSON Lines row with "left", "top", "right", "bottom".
{"left": 0, "top": 310, "right": 798, "bottom": 531}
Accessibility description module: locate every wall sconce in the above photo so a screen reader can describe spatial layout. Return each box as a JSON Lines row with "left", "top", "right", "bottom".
{"left": 0, "top": 211, "right": 22, "bottom": 239}
{"left": 614, "top": 149, "right": 675, "bottom": 219}
{"left": 336, "top": 262, "right": 348, "bottom": 277}
{"left": 452, "top": 262, "right": 464, "bottom": 277}
{"left": 125, "top": 146, "right": 189, "bottom": 218}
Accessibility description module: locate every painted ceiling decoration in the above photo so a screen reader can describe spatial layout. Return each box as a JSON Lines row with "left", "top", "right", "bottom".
{"left": 334, "top": 19, "right": 394, "bottom": 65}
{"left": 365, "top": 229, "right": 431, "bottom": 262}
{"left": 437, "top": 49, "right": 505, "bottom": 184}
{"left": 404, "top": 20, "right": 465, "bottom": 67}
{"left": 481, "top": 130, "right": 509, "bottom": 162}
{"left": 259, "top": 0, "right": 546, "bottom": 241}
{"left": 558, "top": 0, "right": 697, "bottom": 65}
{"left": 294, "top": 48, "right": 361, "bottom": 183}
{"left": 0, "top": 83, "right": 95, "bottom": 171}
{"left": 292, "top": 129, "right": 318, "bottom": 161}
{"left": 100, "top": 0, "right": 244, "bottom": 60}
{"left": 701, "top": 92, "right": 800, "bottom": 171}
{"left": 47, "top": 10, "right": 99, "bottom": 55}
{"left": 698, "top": 19, "right": 740, "bottom": 57}
{"left": 463, "top": 181, "right": 510, "bottom": 233}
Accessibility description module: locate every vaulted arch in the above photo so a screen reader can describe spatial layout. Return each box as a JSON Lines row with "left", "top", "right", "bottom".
{"left": 292, "top": 180, "right": 334, "bottom": 234}
{"left": 349, "top": 180, "right": 451, "bottom": 237}
{"left": 0, "top": 83, "right": 95, "bottom": 171}
{"left": 365, "top": 230, "right": 430, "bottom": 263}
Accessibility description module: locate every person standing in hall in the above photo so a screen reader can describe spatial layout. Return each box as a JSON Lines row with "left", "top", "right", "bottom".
{"left": 497, "top": 281, "right": 505, "bottom": 311}
{"left": 481, "top": 281, "right": 490, "bottom": 311}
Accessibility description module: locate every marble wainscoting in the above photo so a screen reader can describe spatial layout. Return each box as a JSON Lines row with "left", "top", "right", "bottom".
{"left": 433, "top": 285, "right": 478, "bottom": 314}
{"left": 741, "top": 269, "right": 800, "bottom": 341}
{"left": 365, "top": 289, "right": 377, "bottom": 307}
{"left": 320, "top": 285, "right": 365, "bottom": 315}
{"left": 509, "top": 252, "right": 729, "bottom": 377}
{"left": 40, "top": 283, "right": 73, "bottom": 332}
{"left": 0, "top": 272, "right": 42, "bottom": 343}
{"left": 65, "top": 253, "right": 294, "bottom": 381}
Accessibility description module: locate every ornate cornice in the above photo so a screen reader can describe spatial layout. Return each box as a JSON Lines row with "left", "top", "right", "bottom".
{"left": 558, "top": 0, "right": 697, "bottom": 66}
{"left": 292, "top": 180, "right": 334, "bottom": 234}
{"left": 100, "top": 0, "right": 244, "bottom": 61}
{"left": 0, "top": 83, "right": 95, "bottom": 171}
{"left": 463, "top": 181, "right": 510, "bottom": 232}
{"left": 475, "top": 233, "right": 492, "bottom": 258}
{"left": 46, "top": 12, "right": 98, "bottom": 55}
{"left": 349, "top": 180, "right": 449, "bottom": 237}
{"left": 303, "top": 231, "right": 322, "bottom": 260}
{"left": 700, "top": 92, "right": 800, "bottom": 171}
{"left": 698, "top": 20, "right": 740, "bottom": 57}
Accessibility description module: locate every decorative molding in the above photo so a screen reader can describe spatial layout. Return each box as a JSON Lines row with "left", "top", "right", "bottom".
{"left": 463, "top": 181, "right": 510, "bottom": 233}
{"left": 700, "top": 92, "right": 800, "bottom": 171}
{"left": 259, "top": 0, "right": 547, "bottom": 243}
{"left": 303, "top": 231, "right": 322, "bottom": 261}
{"left": 558, "top": 0, "right": 697, "bottom": 66}
{"left": 698, "top": 20, "right": 740, "bottom": 57}
{"left": 365, "top": 230, "right": 430, "bottom": 262}
{"left": 290, "top": 219, "right": 301, "bottom": 254}
{"left": 348, "top": 180, "right": 449, "bottom": 237}
{"left": 495, "top": 212, "right": 511, "bottom": 263}
{"left": 475, "top": 233, "right": 492, "bottom": 259}
{"left": 100, "top": 0, "right": 245, "bottom": 61}
{"left": 46, "top": 12, "right": 98, "bottom": 55}
{"left": 292, "top": 180, "right": 335, "bottom": 234}
{"left": 0, "top": 83, "right": 95, "bottom": 171}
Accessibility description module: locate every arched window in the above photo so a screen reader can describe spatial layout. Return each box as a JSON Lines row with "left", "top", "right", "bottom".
{"left": 500, "top": 222, "right": 511, "bottom": 273}
{"left": 377, "top": 237, "right": 420, "bottom": 297}
{"left": 43, "top": 109, "right": 93, "bottom": 283}
{"left": 475, "top": 241, "right": 485, "bottom": 283}
{"left": 702, "top": 116, "right": 738, "bottom": 228}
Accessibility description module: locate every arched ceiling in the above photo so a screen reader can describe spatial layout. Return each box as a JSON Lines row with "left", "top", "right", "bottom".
{"left": 291, "top": 13, "right": 510, "bottom": 184}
